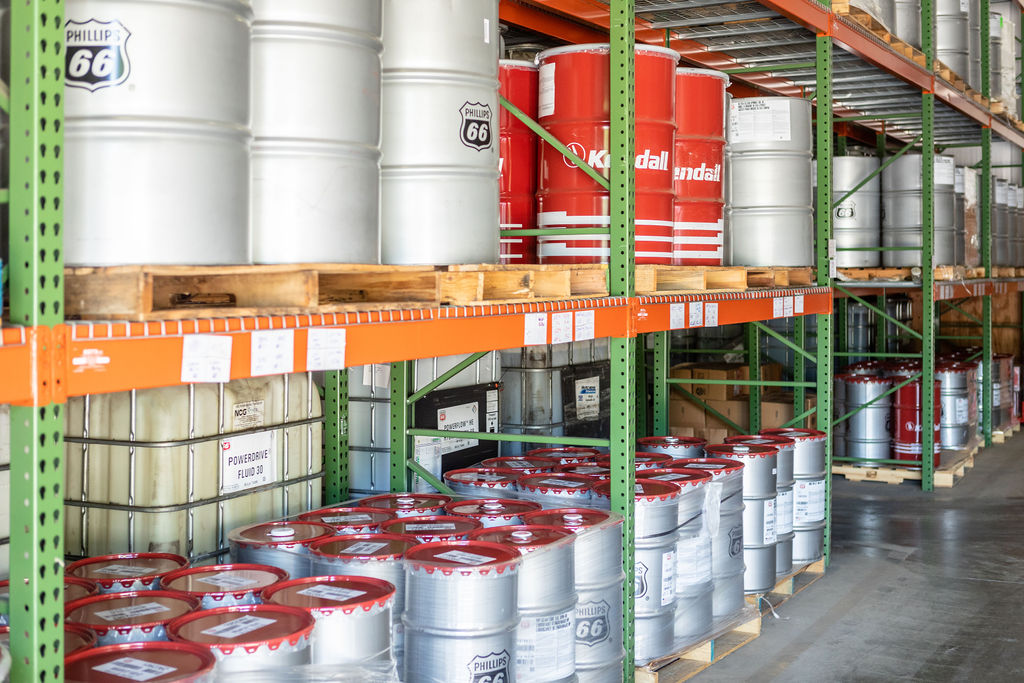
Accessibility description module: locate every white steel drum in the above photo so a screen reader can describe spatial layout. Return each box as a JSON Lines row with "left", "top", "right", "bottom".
{"left": 65, "top": 553, "right": 189, "bottom": 594}
{"left": 66, "top": 590, "right": 201, "bottom": 646}
{"left": 64, "top": 642, "right": 217, "bottom": 683}
{"left": 160, "top": 563, "right": 290, "bottom": 610}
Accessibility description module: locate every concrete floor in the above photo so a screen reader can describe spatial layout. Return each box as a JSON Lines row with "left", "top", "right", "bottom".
{"left": 693, "top": 436, "right": 1024, "bottom": 682}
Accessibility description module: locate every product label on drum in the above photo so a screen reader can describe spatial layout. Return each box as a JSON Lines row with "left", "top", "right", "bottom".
{"left": 729, "top": 98, "right": 792, "bottom": 143}
{"left": 220, "top": 430, "right": 277, "bottom": 494}
{"left": 762, "top": 498, "right": 777, "bottom": 544}
{"left": 413, "top": 437, "right": 442, "bottom": 494}
{"left": 320, "top": 514, "right": 373, "bottom": 525}
{"left": 200, "top": 615, "right": 276, "bottom": 639}
{"left": 65, "top": 19, "right": 131, "bottom": 91}
{"left": 539, "top": 63, "right": 556, "bottom": 117}
{"left": 934, "top": 156, "right": 955, "bottom": 186}
{"left": 231, "top": 400, "right": 265, "bottom": 430}
{"left": 468, "top": 650, "right": 512, "bottom": 683}
{"left": 728, "top": 523, "right": 744, "bottom": 558}
{"left": 342, "top": 541, "right": 389, "bottom": 555}
{"left": 575, "top": 376, "right": 601, "bottom": 420}
{"left": 675, "top": 535, "right": 713, "bottom": 585}
{"left": 959, "top": 0, "right": 969, "bottom": 11}
{"left": 776, "top": 488, "right": 794, "bottom": 535}
{"left": 93, "top": 564, "right": 157, "bottom": 577}
{"left": 834, "top": 201, "right": 856, "bottom": 220}
{"left": 539, "top": 478, "right": 586, "bottom": 487}
{"left": 94, "top": 601, "right": 172, "bottom": 622}
{"left": 437, "top": 402, "right": 479, "bottom": 454}
{"left": 435, "top": 549, "right": 494, "bottom": 565}
{"left": 404, "top": 523, "right": 458, "bottom": 531}
{"left": 993, "top": 384, "right": 1002, "bottom": 407}
{"left": 517, "top": 609, "right": 575, "bottom": 679}
{"left": 651, "top": 473, "right": 687, "bottom": 481}
{"left": 955, "top": 397, "right": 969, "bottom": 424}
{"left": 92, "top": 657, "right": 176, "bottom": 682}
{"left": 576, "top": 600, "right": 611, "bottom": 646}
{"left": 296, "top": 585, "right": 367, "bottom": 603}
{"left": 955, "top": 167, "right": 965, "bottom": 194}
{"left": 197, "top": 572, "right": 260, "bottom": 590}
{"left": 634, "top": 561, "right": 650, "bottom": 599}
{"left": 794, "top": 480, "right": 826, "bottom": 524}
{"left": 661, "top": 550, "right": 676, "bottom": 606}
{"left": 459, "top": 102, "right": 493, "bottom": 151}
{"left": 573, "top": 466, "right": 607, "bottom": 474}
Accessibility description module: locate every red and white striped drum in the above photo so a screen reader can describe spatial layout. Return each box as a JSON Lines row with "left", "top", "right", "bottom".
{"left": 673, "top": 68, "right": 728, "bottom": 265}
{"left": 536, "top": 43, "right": 678, "bottom": 264}
{"left": 499, "top": 60, "right": 539, "bottom": 264}
{"left": 892, "top": 377, "right": 941, "bottom": 466}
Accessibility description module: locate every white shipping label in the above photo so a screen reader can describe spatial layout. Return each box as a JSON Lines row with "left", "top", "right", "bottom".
{"left": 540, "top": 478, "right": 585, "bottom": 487}
{"left": 94, "top": 601, "right": 172, "bottom": 622}
{"left": 675, "top": 535, "right": 713, "bottom": 586}
{"left": 955, "top": 397, "right": 969, "bottom": 424}
{"left": 575, "top": 376, "right": 601, "bottom": 421}
{"left": 197, "top": 572, "right": 260, "bottom": 590}
{"left": 934, "top": 156, "right": 955, "bottom": 186}
{"left": 794, "top": 479, "right": 826, "bottom": 524}
{"left": 773, "top": 297, "right": 785, "bottom": 318}
{"left": 729, "top": 98, "right": 792, "bottom": 144}
{"left": 486, "top": 388, "right": 499, "bottom": 435}
{"left": 705, "top": 303, "right": 719, "bottom": 327}
{"left": 670, "top": 303, "right": 687, "bottom": 330}
{"left": 435, "top": 549, "right": 494, "bottom": 565}
{"left": 436, "top": 401, "right": 479, "bottom": 454}
{"left": 220, "top": 430, "right": 277, "bottom": 494}
{"left": 524, "top": 313, "right": 548, "bottom": 346}
{"left": 93, "top": 564, "right": 156, "bottom": 577}
{"left": 651, "top": 473, "right": 687, "bottom": 481}
{"left": 954, "top": 167, "right": 965, "bottom": 194}
{"left": 517, "top": 608, "right": 576, "bottom": 679}
{"left": 296, "top": 585, "right": 366, "bottom": 603}
{"left": 404, "top": 523, "right": 457, "bottom": 531}
{"left": 705, "top": 481, "right": 723, "bottom": 536}
{"left": 343, "top": 541, "right": 389, "bottom": 555}
{"left": 306, "top": 327, "right": 346, "bottom": 371}
{"left": 486, "top": 389, "right": 499, "bottom": 414}
{"left": 689, "top": 302, "right": 704, "bottom": 328}
{"left": 661, "top": 551, "right": 676, "bottom": 606}
{"left": 538, "top": 62, "right": 556, "bottom": 118}
{"left": 996, "top": 183, "right": 1008, "bottom": 204}
{"left": 795, "top": 295, "right": 805, "bottom": 314}
{"left": 320, "top": 514, "right": 373, "bottom": 524}
{"left": 483, "top": 17, "right": 490, "bottom": 43}
{"left": 762, "top": 498, "right": 777, "bottom": 544}
{"left": 250, "top": 329, "right": 295, "bottom": 377}
{"left": 373, "top": 364, "right": 391, "bottom": 389}
{"left": 551, "top": 311, "right": 573, "bottom": 344}
{"left": 574, "top": 310, "right": 596, "bottom": 341}
{"left": 92, "top": 657, "right": 177, "bottom": 682}
{"left": 412, "top": 437, "right": 442, "bottom": 494}
{"left": 959, "top": 0, "right": 969, "bottom": 11}
{"left": 200, "top": 615, "right": 276, "bottom": 639}
{"left": 783, "top": 296, "right": 794, "bottom": 318}
{"left": 776, "top": 488, "right": 794, "bottom": 535}
{"left": 231, "top": 400, "right": 265, "bottom": 430}
{"left": 181, "top": 334, "right": 232, "bottom": 384}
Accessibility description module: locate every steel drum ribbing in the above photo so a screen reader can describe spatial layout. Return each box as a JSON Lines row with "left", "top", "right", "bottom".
{"left": 167, "top": 603, "right": 316, "bottom": 673}
{"left": 937, "top": 362, "right": 978, "bottom": 449}
{"left": 892, "top": 377, "right": 942, "bottom": 467}
{"left": 516, "top": 473, "right": 596, "bottom": 508}
{"left": 443, "top": 468, "right": 522, "bottom": 499}
{"left": 537, "top": 44, "right": 680, "bottom": 265}
{"left": 836, "top": 374, "right": 893, "bottom": 468}
{"left": 160, "top": 564, "right": 291, "bottom": 610}
{"left": 65, "top": 642, "right": 217, "bottom": 682}
{"left": 935, "top": 0, "right": 969, "bottom": 77}
{"left": 636, "top": 436, "right": 708, "bottom": 459}
{"left": 832, "top": 157, "right": 882, "bottom": 267}
{"left": 64, "top": 0, "right": 252, "bottom": 266}
{"left": 250, "top": 1, "right": 382, "bottom": 264}
{"left": 760, "top": 428, "right": 828, "bottom": 564}
{"left": 499, "top": 60, "right": 539, "bottom": 264}
{"left": 66, "top": 553, "right": 189, "bottom": 594}
{"left": 298, "top": 506, "right": 396, "bottom": 534}
{"left": 444, "top": 498, "right": 544, "bottom": 528}
{"left": 357, "top": 493, "right": 453, "bottom": 518}
{"left": 380, "top": 0, "right": 500, "bottom": 265}
{"left": 881, "top": 154, "right": 957, "bottom": 266}
{"left": 673, "top": 68, "right": 729, "bottom": 265}
{"left": 66, "top": 590, "right": 201, "bottom": 646}
{"left": 228, "top": 521, "right": 337, "bottom": 580}
{"left": 379, "top": 515, "right": 482, "bottom": 544}
{"left": 263, "top": 575, "right": 395, "bottom": 666}
{"left": 402, "top": 541, "right": 522, "bottom": 683}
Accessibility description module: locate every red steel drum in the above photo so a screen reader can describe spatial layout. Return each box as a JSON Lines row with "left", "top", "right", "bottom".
{"left": 536, "top": 43, "right": 678, "bottom": 264}
{"left": 499, "top": 60, "right": 539, "bottom": 264}
{"left": 892, "top": 376, "right": 941, "bottom": 467}
{"left": 673, "top": 68, "right": 728, "bottom": 265}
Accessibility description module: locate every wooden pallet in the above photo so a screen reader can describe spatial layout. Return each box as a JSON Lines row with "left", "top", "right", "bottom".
{"left": 993, "top": 267, "right": 1018, "bottom": 278}
{"left": 933, "top": 59, "right": 967, "bottom": 92}
{"left": 634, "top": 611, "right": 762, "bottom": 683}
{"left": 746, "top": 559, "right": 826, "bottom": 614}
{"left": 991, "top": 99, "right": 1006, "bottom": 116}
{"left": 833, "top": 3, "right": 927, "bottom": 67}
{"left": 992, "top": 422, "right": 1019, "bottom": 444}
{"left": 833, "top": 443, "right": 977, "bottom": 487}
{"left": 836, "top": 265, "right": 973, "bottom": 283}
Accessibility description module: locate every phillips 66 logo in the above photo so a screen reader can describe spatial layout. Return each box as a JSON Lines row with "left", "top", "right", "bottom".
{"left": 576, "top": 600, "right": 611, "bottom": 646}
{"left": 65, "top": 19, "right": 131, "bottom": 91}
{"left": 460, "top": 102, "right": 493, "bottom": 151}
{"left": 468, "top": 651, "right": 510, "bottom": 683}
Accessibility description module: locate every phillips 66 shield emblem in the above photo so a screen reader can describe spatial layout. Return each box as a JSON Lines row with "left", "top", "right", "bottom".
{"left": 459, "top": 102, "right": 493, "bottom": 151}
{"left": 468, "top": 650, "right": 510, "bottom": 683}
{"left": 65, "top": 19, "right": 131, "bottom": 91}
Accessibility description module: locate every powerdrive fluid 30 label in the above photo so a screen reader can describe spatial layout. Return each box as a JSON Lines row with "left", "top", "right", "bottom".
{"left": 65, "top": 19, "right": 131, "bottom": 91}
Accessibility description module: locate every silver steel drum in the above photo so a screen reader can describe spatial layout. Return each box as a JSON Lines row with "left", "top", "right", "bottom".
{"left": 297, "top": 506, "right": 395, "bottom": 534}
{"left": 937, "top": 362, "right": 977, "bottom": 449}
{"left": 380, "top": 515, "right": 482, "bottom": 544}
{"left": 710, "top": 570, "right": 745, "bottom": 618}
{"left": 380, "top": 0, "right": 500, "bottom": 265}
{"left": 160, "top": 564, "right": 290, "bottom": 610}
{"left": 228, "top": 521, "right": 337, "bottom": 579}
{"left": 881, "top": 154, "right": 956, "bottom": 266}
{"left": 635, "top": 608, "right": 675, "bottom": 665}
{"left": 516, "top": 473, "right": 595, "bottom": 508}
{"left": 673, "top": 580, "right": 713, "bottom": 640}
{"left": 591, "top": 479, "right": 681, "bottom": 538}
{"left": 793, "top": 520, "right": 827, "bottom": 564}
{"left": 66, "top": 552, "right": 189, "bottom": 594}
{"left": 357, "top": 492, "right": 452, "bottom": 518}
{"left": 64, "top": 0, "right": 251, "bottom": 266}
{"left": 166, "top": 604, "right": 315, "bottom": 673}
{"left": 263, "top": 575, "right": 395, "bottom": 666}
{"left": 741, "top": 495, "right": 777, "bottom": 550}
{"left": 704, "top": 444, "right": 776, "bottom": 498}
{"left": 444, "top": 498, "right": 543, "bottom": 528}
{"left": 935, "top": 0, "right": 969, "bottom": 77}
{"left": 839, "top": 374, "right": 893, "bottom": 466}
{"left": 968, "top": 0, "right": 981, "bottom": 88}
{"left": 727, "top": 97, "right": 812, "bottom": 154}
{"left": 64, "top": 642, "right": 216, "bottom": 682}
{"left": 760, "top": 428, "right": 827, "bottom": 478}
{"left": 954, "top": 168, "right": 966, "bottom": 266}
{"left": 404, "top": 624, "right": 517, "bottom": 683}
{"left": 443, "top": 468, "right": 520, "bottom": 499}
{"left": 894, "top": 0, "right": 920, "bottom": 46}
{"left": 727, "top": 152, "right": 812, "bottom": 208}
{"left": 833, "top": 156, "right": 882, "bottom": 268}
{"left": 634, "top": 533, "right": 677, "bottom": 616}
{"left": 502, "top": 366, "right": 564, "bottom": 425}
{"left": 66, "top": 590, "right": 201, "bottom": 646}
{"left": 727, "top": 207, "right": 814, "bottom": 266}
{"left": 724, "top": 435, "right": 794, "bottom": 487}
{"left": 636, "top": 436, "right": 707, "bottom": 458}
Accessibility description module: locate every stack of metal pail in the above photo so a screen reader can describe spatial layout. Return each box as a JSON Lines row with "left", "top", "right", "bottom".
{"left": 381, "top": 0, "right": 500, "bottom": 264}
{"left": 499, "top": 60, "right": 540, "bottom": 264}
{"left": 536, "top": 44, "right": 680, "bottom": 264}
{"left": 968, "top": 0, "right": 982, "bottom": 88}
{"left": 935, "top": 0, "right": 969, "bottom": 77}
{"left": 761, "top": 429, "right": 827, "bottom": 564}
{"left": 881, "top": 154, "right": 957, "bottom": 266}
{"left": 726, "top": 97, "right": 814, "bottom": 266}
{"left": 832, "top": 156, "right": 882, "bottom": 267}
{"left": 250, "top": 1, "right": 382, "bottom": 263}
{"left": 894, "top": 0, "right": 920, "bottom": 47}
{"left": 836, "top": 373, "right": 893, "bottom": 467}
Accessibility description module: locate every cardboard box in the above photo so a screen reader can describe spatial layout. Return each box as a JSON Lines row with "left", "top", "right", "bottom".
{"left": 669, "top": 426, "right": 696, "bottom": 438}
{"left": 761, "top": 392, "right": 818, "bottom": 429}
{"left": 692, "top": 364, "right": 744, "bottom": 401}
{"left": 668, "top": 397, "right": 706, "bottom": 430}
{"left": 705, "top": 398, "right": 749, "bottom": 434}
{"left": 701, "top": 428, "right": 731, "bottom": 445}
{"left": 737, "top": 363, "right": 784, "bottom": 396}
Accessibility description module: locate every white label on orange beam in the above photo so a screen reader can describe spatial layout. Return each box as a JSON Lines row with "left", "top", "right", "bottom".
{"left": 551, "top": 312, "right": 573, "bottom": 344}
{"left": 783, "top": 296, "right": 794, "bottom": 318}
{"left": 181, "top": 335, "right": 232, "bottom": 384}
{"left": 795, "top": 295, "right": 805, "bottom": 314}
{"left": 306, "top": 328, "right": 346, "bottom": 371}
{"left": 689, "top": 302, "right": 703, "bottom": 328}
{"left": 669, "top": 303, "right": 686, "bottom": 330}
{"left": 524, "top": 313, "right": 548, "bottom": 346}
{"left": 773, "top": 297, "right": 785, "bottom": 318}
{"left": 251, "top": 329, "right": 295, "bottom": 377}
{"left": 574, "top": 310, "right": 596, "bottom": 340}
{"left": 705, "top": 303, "right": 718, "bottom": 327}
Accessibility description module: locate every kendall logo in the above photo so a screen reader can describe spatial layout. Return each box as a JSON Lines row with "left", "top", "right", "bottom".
{"left": 562, "top": 143, "right": 669, "bottom": 171}
{"left": 674, "top": 163, "right": 722, "bottom": 182}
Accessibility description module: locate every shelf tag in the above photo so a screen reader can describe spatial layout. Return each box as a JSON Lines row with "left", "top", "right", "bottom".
{"left": 524, "top": 313, "right": 548, "bottom": 346}
{"left": 773, "top": 297, "right": 784, "bottom": 318}
{"left": 251, "top": 329, "right": 295, "bottom": 377}
{"left": 306, "top": 328, "right": 346, "bottom": 371}
{"left": 551, "top": 312, "right": 573, "bottom": 344}
{"left": 783, "top": 296, "right": 794, "bottom": 318}
{"left": 795, "top": 295, "right": 805, "bottom": 314}
{"left": 669, "top": 303, "right": 686, "bottom": 330}
{"left": 704, "top": 303, "right": 719, "bottom": 327}
{"left": 574, "top": 310, "right": 596, "bottom": 341}
{"left": 181, "top": 335, "right": 232, "bottom": 384}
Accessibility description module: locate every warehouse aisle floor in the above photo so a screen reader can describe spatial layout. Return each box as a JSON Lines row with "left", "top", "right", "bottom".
{"left": 692, "top": 436, "right": 1024, "bottom": 682}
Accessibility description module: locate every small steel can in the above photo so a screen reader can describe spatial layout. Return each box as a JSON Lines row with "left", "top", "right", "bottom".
{"left": 64, "top": 641, "right": 217, "bottom": 682}
{"left": 379, "top": 515, "right": 482, "bottom": 543}
{"left": 228, "top": 521, "right": 336, "bottom": 579}
{"left": 357, "top": 493, "right": 452, "bottom": 518}
{"left": 66, "top": 590, "right": 202, "bottom": 646}
{"left": 298, "top": 506, "right": 396, "bottom": 534}
{"left": 444, "top": 498, "right": 543, "bottom": 528}
{"left": 66, "top": 553, "right": 189, "bottom": 593}
{"left": 160, "top": 563, "right": 290, "bottom": 609}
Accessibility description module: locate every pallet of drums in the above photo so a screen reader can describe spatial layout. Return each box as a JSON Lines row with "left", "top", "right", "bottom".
{"left": 50, "top": 434, "right": 826, "bottom": 682}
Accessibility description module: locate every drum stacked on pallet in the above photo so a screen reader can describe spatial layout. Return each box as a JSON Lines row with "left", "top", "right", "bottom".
{"left": 891, "top": 376, "right": 942, "bottom": 467}
{"left": 64, "top": 0, "right": 252, "bottom": 265}
{"left": 937, "top": 362, "right": 979, "bottom": 449}
{"left": 954, "top": 167, "right": 966, "bottom": 265}
{"left": 536, "top": 44, "right": 680, "bottom": 264}
{"left": 935, "top": 0, "right": 969, "bottom": 77}
{"left": 161, "top": 563, "right": 289, "bottom": 609}
{"left": 832, "top": 157, "right": 882, "bottom": 267}
{"left": 836, "top": 374, "right": 893, "bottom": 467}
{"left": 228, "top": 521, "right": 336, "bottom": 578}
{"left": 381, "top": 0, "right": 500, "bottom": 264}
{"left": 881, "top": 154, "right": 956, "bottom": 266}
{"left": 250, "top": 1, "right": 382, "bottom": 263}
{"left": 726, "top": 97, "right": 814, "bottom": 266}
{"left": 636, "top": 436, "right": 707, "bottom": 459}
{"left": 1013, "top": 187, "right": 1024, "bottom": 266}
{"left": 672, "top": 69, "right": 729, "bottom": 265}
{"left": 994, "top": 179, "right": 1011, "bottom": 266}
{"left": 499, "top": 60, "right": 540, "bottom": 263}
{"left": 762, "top": 429, "right": 827, "bottom": 564}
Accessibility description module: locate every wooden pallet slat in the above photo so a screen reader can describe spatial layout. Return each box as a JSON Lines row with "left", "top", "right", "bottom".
{"left": 635, "top": 612, "right": 762, "bottom": 683}
{"left": 746, "top": 558, "right": 826, "bottom": 613}
{"left": 834, "top": 443, "right": 978, "bottom": 488}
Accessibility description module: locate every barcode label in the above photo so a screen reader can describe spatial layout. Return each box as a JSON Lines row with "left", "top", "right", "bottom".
{"left": 296, "top": 585, "right": 367, "bottom": 603}
{"left": 404, "top": 523, "right": 457, "bottom": 531}
{"left": 200, "top": 615, "right": 276, "bottom": 639}
{"left": 320, "top": 514, "right": 373, "bottom": 524}
{"left": 92, "top": 657, "right": 177, "bottom": 682}
{"left": 92, "top": 564, "right": 156, "bottom": 577}
{"left": 197, "top": 572, "right": 260, "bottom": 590}
{"left": 434, "top": 550, "right": 494, "bottom": 565}
{"left": 342, "top": 541, "right": 389, "bottom": 555}
{"left": 94, "top": 602, "right": 172, "bottom": 622}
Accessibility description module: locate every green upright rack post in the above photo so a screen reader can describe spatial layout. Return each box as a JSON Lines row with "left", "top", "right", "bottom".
{"left": 794, "top": 316, "right": 807, "bottom": 423}
{"left": 981, "top": 0, "right": 994, "bottom": 448}
{"left": 390, "top": 362, "right": 412, "bottom": 492}
{"left": 652, "top": 331, "right": 670, "bottom": 435}
{"left": 747, "top": 324, "right": 761, "bottom": 432}
{"left": 8, "top": 1, "right": 66, "bottom": 679}
{"left": 920, "top": 0, "right": 937, "bottom": 491}
{"left": 324, "top": 370, "right": 349, "bottom": 504}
